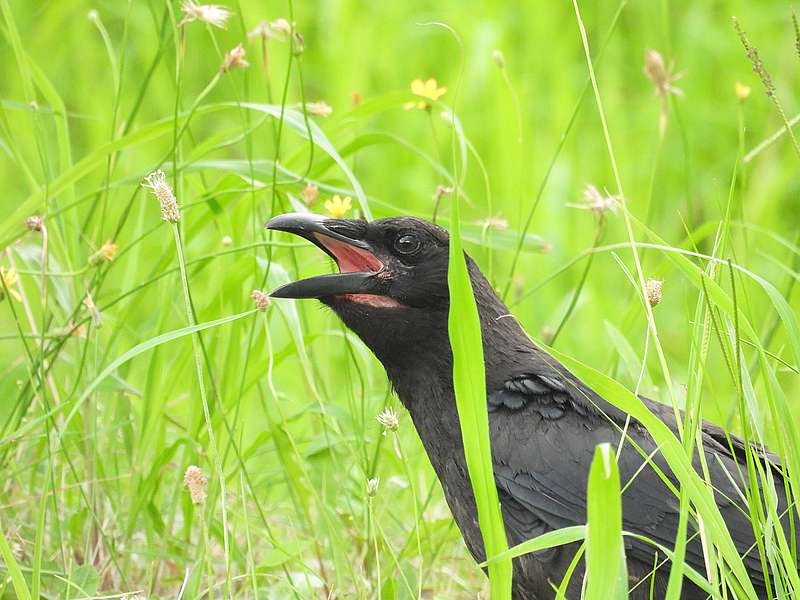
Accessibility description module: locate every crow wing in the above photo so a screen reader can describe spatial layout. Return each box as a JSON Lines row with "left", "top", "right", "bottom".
{"left": 488, "top": 372, "right": 785, "bottom": 590}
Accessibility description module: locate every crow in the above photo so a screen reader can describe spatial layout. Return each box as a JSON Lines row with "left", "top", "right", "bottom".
{"left": 266, "top": 212, "right": 793, "bottom": 599}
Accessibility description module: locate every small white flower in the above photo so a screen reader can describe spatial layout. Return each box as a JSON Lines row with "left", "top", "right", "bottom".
{"left": 366, "top": 477, "right": 380, "bottom": 497}
{"left": 270, "top": 18, "right": 292, "bottom": 36}
{"left": 179, "top": 1, "right": 232, "bottom": 28}
{"left": 376, "top": 407, "right": 399, "bottom": 432}
{"left": 306, "top": 100, "right": 333, "bottom": 118}
{"left": 478, "top": 216, "right": 509, "bottom": 231}
{"left": 567, "top": 184, "right": 620, "bottom": 217}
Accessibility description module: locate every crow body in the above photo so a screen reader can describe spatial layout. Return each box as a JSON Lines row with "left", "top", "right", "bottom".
{"left": 267, "top": 213, "right": 792, "bottom": 599}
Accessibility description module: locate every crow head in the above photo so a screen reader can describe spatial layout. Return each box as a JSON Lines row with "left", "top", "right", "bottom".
{"left": 266, "top": 213, "right": 461, "bottom": 366}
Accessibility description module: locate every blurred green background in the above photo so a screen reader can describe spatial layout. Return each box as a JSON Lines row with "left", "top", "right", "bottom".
{"left": 1, "top": 0, "right": 799, "bottom": 597}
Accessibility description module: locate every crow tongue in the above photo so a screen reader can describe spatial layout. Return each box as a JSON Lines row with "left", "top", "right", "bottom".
{"left": 314, "top": 234, "right": 384, "bottom": 273}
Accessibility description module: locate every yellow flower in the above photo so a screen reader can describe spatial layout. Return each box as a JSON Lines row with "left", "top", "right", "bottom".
{"left": 100, "top": 241, "right": 118, "bottom": 261}
{"left": 89, "top": 240, "right": 118, "bottom": 265}
{"left": 735, "top": 82, "right": 751, "bottom": 100}
{"left": 324, "top": 195, "right": 352, "bottom": 218}
{"left": 0, "top": 267, "right": 22, "bottom": 302}
{"left": 403, "top": 78, "right": 447, "bottom": 110}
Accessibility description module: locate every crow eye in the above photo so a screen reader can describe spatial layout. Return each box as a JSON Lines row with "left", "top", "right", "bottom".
{"left": 394, "top": 233, "right": 421, "bottom": 255}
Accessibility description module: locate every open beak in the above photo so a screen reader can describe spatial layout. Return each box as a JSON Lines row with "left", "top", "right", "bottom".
{"left": 265, "top": 212, "right": 385, "bottom": 299}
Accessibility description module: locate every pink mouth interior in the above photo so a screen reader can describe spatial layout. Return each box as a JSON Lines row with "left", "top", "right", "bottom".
{"left": 315, "top": 234, "right": 384, "bottom": 273}
{"left": 314, "top": 233, "right": 402, "bottom": 308}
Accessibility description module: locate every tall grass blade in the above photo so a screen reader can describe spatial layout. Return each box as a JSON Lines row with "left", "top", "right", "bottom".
{"left": 448, "top": 191, "right": 512, "bottom": 596}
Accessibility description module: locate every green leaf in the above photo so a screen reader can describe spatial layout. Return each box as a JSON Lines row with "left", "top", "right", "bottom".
{"left": 585, "top": 443, "right": 627, "bottom": 600}
{"left": 547, "top": 346, "right": 759, "bottom": 599}
{"left": 480, "top": 526, "right": 586, "bottom": 566}
{"left": 2, "top": 309, "right": 258, "bottom": 446}
{"left": 235, "top": 103, "right": 372, "bottom": 220}
{"left": 0, "top": 515, "right": 31, "bottom": 600}
{"left": 64, "top": 564, "right": 99, "bottom": 597}
{"left": 448, "top": 192, "right": 512, "bottom": 595}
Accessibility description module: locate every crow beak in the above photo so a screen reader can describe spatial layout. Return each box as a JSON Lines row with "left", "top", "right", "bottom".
{"left": 265, "top": 212, "right": 385, "bottom": 299}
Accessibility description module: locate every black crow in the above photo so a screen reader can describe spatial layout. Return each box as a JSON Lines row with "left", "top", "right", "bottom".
{"left": 266, "top": 212, "right": 792, "bottom": 599}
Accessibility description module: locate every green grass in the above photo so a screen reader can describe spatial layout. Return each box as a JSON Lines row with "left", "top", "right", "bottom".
{"left": 1, "top": 0, "right": 800, "bottom": 598}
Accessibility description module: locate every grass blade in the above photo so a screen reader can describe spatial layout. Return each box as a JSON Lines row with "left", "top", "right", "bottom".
{"left": 585, "top": 443, "right": 627, "bottom": 599}
{"left": 0, "top": 515, "right": 31, "bottom": 600}
{"left": 448, "top": 185, "right": 512, "bottom": 596}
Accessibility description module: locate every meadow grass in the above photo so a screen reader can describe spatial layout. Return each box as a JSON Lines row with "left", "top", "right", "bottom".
{"left": 1, "top": 1, "right": 800, "bottom": 598}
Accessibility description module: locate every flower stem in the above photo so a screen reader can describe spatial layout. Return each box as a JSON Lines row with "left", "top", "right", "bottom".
{"left": 171, "top": 223, "right": 233, "bottom": 598}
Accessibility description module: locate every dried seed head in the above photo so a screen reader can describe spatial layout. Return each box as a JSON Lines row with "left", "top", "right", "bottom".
{"left": 249, "top": 18, "right": 292, "bottom": 40}
{"left": 179, "top": 1, "right": 231, "bottom": 28}
{"left": 733, "top": 17, "right": 775, "bottom": 98}
{"left": 366, "top": 477, "right": 380, "bottom": 497}
{"left": 222, "top": 44, "right": 249, "bottom": 72}
{"left": 24, "top": 215, "right": 43, "bottom": 232}
{"left": 492, "top": 49, "right": 506, "bottom": 69}
{"left": 567, "top": 184, "right": 620, "bottom": 217}
{"left": 644, "top": 49, "right": 666, "bottom": 87}
{"left": 307, "top": 100, "right": 333, "bottom": 118}
{"left": 794, "top": 11, "right": 800, "bottom": 60}
{"left": 478, "top": 216, "right": 509, "bottom": 231}
{"left": 433, "top": 185, "right": 453, "bottom": 202}
{"left": 11, "top": 541, "right": 24, "bottom": 561}
{"left": 540, "top": 326, "right": 555, "bottom": 345}
{"left": 83, "top": 293, "right": 103, "bottom": 327}
{"left": 645, "top": 279, "right": 664, "bottom": 307}
{"left": 270, "top": 18, "right": 292, "bottom": 36}
{"left": 142, "top": 170, "right": 181, "bottom": 223}
{"left": 643, "top": 49, "right": 684, "bottom": 99}
{"left": 183, "top": 465, "right": 208, "bottom": 505}
{"left": 300, "top": 183, "right": 319, "bottom": 205}
{"left": 248, "top": 21, "right": 270, "bottom": 39}
{"left": 735, "top": 82, "right": 751, "bottom": 100}
{"left": 376, "top": 407, "right": 399, "bottom": 432}
{"left": 251, "top": 289, "right": 271, "bottom": 312}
